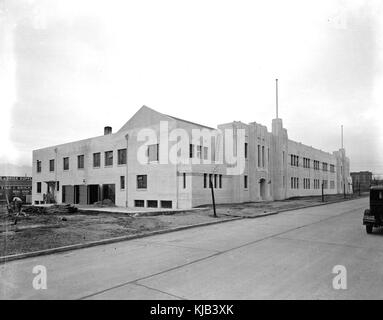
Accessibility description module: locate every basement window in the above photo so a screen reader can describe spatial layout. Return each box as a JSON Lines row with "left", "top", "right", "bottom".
{"left": 147, "top": 200, "right": 158, "bottom": 208}
{"left": 134, "top": 200, "right": 144, "bottom": 207}
{"left": 161, "top": 200, "right": 172, "bottom": 208}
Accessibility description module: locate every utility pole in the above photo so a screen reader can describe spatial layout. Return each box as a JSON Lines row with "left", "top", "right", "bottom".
{"left": 210, "top": 175, "right": 217, "bottom": 217}
{"left": 321, "top": 181, "right": 324, "bottom": 202}
{"left": 276, "top": 78, "right": 279, "bottom": 119}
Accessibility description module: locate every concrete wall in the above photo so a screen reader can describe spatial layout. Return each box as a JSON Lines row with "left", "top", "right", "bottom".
{"left": 32, "top": 106, "right": 352, "bottom": 209}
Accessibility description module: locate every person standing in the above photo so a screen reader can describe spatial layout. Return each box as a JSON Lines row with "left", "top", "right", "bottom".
{"left": 12, "top": 196, "right": 27, "bottom": 225}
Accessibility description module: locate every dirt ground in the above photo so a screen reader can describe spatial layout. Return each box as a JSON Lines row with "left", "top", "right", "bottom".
{"left": 0, "top": 206, "right": 229, "bottom": 257}
{"left": 0, "top": 193, "right": 366, "bottom": 257}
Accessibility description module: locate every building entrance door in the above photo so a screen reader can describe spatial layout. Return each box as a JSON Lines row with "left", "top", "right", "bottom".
{"left": 260, "top": 178, "right": 266, "bottom": 200}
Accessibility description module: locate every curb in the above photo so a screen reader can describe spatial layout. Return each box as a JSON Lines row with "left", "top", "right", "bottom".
{"left": 77, "top": 207, "right": 207, "bottom": 217}
{"left": 0, "top": 216, "right": 241, "bottom": 264}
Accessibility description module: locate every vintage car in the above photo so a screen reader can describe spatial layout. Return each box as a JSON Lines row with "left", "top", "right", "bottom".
{"left": 363, "top": 186, "right": 383, "bottom": 234}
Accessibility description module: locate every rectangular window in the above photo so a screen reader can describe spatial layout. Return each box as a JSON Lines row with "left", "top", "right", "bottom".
{"left": 291, "top": 177, "right": 294, "bottom": 189}
{"left": 93, "top": 152, "right": 100, "bottom": 168}
{"left": 203, "top": 146, "right": 208, "bottom": 160}
{"left": 189, "top": 144, "right": 194, "bottom": 158}
{"left": 244, "top": 143, "right": 248, "bottom": 159}
{"left": 183, "top": 173, "right": 186, "bottom": 189}
{"left": 283, "top": 151, "right": 285, "bottom": 165}
{"left": 105, "top": 151, "right": 113, "bottom": 166}
{"left": 219, "top": 174, "right": 222, "bottom": 188}
{"left": 147, "top": 200, "right": 158, "bottom": 208}
{"left": 137, "top": 175, "right": 147, "bottom": 189}
{"left": 120, "top": 176, "right": 125, "bottom": 190}
{"left": 204, "top": 173, "right": 207, "bottom": 188}
{"left": 118, "top": 148, "right": 127, "bottom": 165}
{"left": 214, "top": 174, "right": 217, "bottom": 188}
{"left": 262, "top": 146, "right": 265, "bottom": 167}
{"left": 160, "top": 200, "right": 172, "bottom": 208}
{"left": 49, "top": 159, "right": 54, "bottom": 172}
{"left": 37, "top": 160, "right": 42, "bottom": 173}
{"left": 257, "top": 145, "right": 261, "bottom": 166}
{"left": 330, "top": 164, "right": 335, "bottom": 173}
{"left": 77, "top": 155, "right": 84, "bottom": 169}
{"left": 148, "top": 144, "right": 159, "bottom": 162}
{"left": 37, "top": 182, "right": 41, "bottom": 193}
{"left": 244, "top": 175, "right": 248, "bottom": 188}
{"left": 134, "top": 200, "right": 144, "bottom": 207}
{"left": 57, "top": 181, "right": 60, "bottom": 191}
{"left": 209, "top": 174, "right": 213, "bottom": 188}
{"left": 63, "top": 157, "right": 69, "bottom": 170}
{"left": 196, "top": 145, "right": 202, "bottom": 159}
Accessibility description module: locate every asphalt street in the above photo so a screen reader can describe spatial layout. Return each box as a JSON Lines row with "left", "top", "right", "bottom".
{"left": 1, "top": 197, "right": 382, "bottom": 299}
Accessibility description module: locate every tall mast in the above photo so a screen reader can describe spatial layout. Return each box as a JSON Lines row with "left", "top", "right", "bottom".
{"left": 276, "top": 78, "right": 279, "bottom": 119}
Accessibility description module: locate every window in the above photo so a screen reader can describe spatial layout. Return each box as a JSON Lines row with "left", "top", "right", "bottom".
{"left": 93, "top": 152, "right": 100, "bottom": 168}
{"left": 282, "top": 151, "right": 285, "bottom": 165}
{"left": 244, "top": 143, "right": 248, "bottom": 159}
{"left": 56, "top": 181, "right": 60, "bottom": 191}
{"left": 134, "top": 200, "right": 144, "bottom": 207}
{"left": 291, "top": 177, "right": 294, "bottom": 189}
{"left": 214, "top": 174, "right": 217, "bottom": 188}
{"left": 147, "top": 200, "right": 158, "bottom": 208}
{"left": 262, "top": 146, "right": 265, "bottom": 167}
{"left": 209, "top": 174, "right": 213, "bottom": 188}
{"left": 77, "top": 155, "right": 84, "bottom": 169}
{"left": 203, "top": 146, "right": 208, "bottom": 160}
{"left": 183, "top": 173, "right": 186, "bottom": 189}
{"left": 303, "top": 158, "right": 310, "bottom": 169}
{"left": 322, "top": 162, "right": 328, "bottom": 171}
{"left": 37, "top": 182, "right": 41, "bottom": 193}
{"left": 244, "top": 175, "right": 248, "bottom": 188}
{"left": 120, "top": 176, "right": 125, "bottom": 190}
{"left": 330, "top": 181, "right": 335, "bottom": 189}
{"left": 196, "top": 145, "right": 202, "bottom": 159}
{"left": 37, "top": 160, "right": 42, "bottom": 173}
{"left": 330, "top": 164, "right": 335, "bottom": 173}
{"left": 63, "top": 157, "right": 69, "bottom": 170}
{"left": 204, "top": 173, "right": 207, "bottom": 188}
{"left": 257, "top": 145, "right": 261, "bottom": 166}
{"left": 118, "top": 149, "right": 127, "bottom": 165}
{"left": 105, "top": 151, "right": 113, "bottom": 166}
{"left": 49, "top": 159, "right": 55, "bottom": 172}
{"left": 148, "top": 144, "right": 159, "bottom": 162}
{"left": 189, "top": 144, "right": 194, "bottom": 158}
{"left": 161, "top": 200, "right": 172, "bottom": 208}
{"left": 219, "top": 174, "right": 222, "bottom": 188}
{"left": 314, "top": 160, "right": 320, "bottom": 170}
{"left": 137, "top": 175, "right": 147, "bottom": 189}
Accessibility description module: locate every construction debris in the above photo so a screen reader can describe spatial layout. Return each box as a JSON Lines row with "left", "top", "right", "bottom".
{"left": 23, "top": 204, "right": 78, "bottom": 215}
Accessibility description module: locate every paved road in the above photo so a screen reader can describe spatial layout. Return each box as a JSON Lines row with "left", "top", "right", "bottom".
{"left": 1, "top": 197, "right": 382, "bottom": 299}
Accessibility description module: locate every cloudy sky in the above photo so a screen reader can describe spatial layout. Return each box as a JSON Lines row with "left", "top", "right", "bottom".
{"left": 0, "top": 0, "right": 382, "bottom": 176}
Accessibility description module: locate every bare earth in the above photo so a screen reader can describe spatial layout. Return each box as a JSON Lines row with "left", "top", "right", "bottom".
{"left": 0, "top": 193, "right": 366, "bottom": 257}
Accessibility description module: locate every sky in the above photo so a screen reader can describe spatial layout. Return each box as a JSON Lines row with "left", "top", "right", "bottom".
{"left": 0, "top": 0, "right": 382, "bottom": 176}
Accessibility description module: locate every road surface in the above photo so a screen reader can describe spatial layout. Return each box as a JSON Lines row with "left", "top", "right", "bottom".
{"left": 1, "top": 197, "right": 382, "bottom": 299}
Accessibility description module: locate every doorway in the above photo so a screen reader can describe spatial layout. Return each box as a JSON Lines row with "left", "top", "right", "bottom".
{"left": 260, "top": 178, "right": 266, "bottom": 200}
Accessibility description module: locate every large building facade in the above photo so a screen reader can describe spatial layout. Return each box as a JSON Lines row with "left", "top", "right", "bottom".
{"left": 32, "top": 106, "right": 351, "bottom": 209}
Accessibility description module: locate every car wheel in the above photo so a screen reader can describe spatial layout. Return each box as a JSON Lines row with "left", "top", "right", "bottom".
{"left": 366, "top": 225, "right": 373, "bottom": 234}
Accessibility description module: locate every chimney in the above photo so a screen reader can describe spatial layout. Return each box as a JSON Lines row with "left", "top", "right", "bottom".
{"left": 104, "top": 126, "right": 112, "bottom": 135}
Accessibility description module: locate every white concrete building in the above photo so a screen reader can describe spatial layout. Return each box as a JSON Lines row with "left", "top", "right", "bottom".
{"left": 32, "top": 106, "right": 351, "bottom": 209}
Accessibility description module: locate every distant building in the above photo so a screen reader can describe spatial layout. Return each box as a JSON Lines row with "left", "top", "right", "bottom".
{"left": 32, "top": 105, "right": 351, "bottom": 208}
{"left": 0, "top": 176, "right": 32, "bottom": 204}
{"left": 351, "top": 171, "right": 372, "bottom": 192}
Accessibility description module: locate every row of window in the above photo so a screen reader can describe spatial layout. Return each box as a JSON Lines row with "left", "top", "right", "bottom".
{"left": 203, "top": 173, "right": 223, "bottom": 189}
{"left": 36, "top": 149, "right": 127, "bottom": 172}
{"left": 290, "top": 155, "right": 335, "bottom": 172}
{"left": 292, "top": 178, "right": 335, "bottom": 190}
{"left": 134, "top": 200, "right": 172, "bottom": 208}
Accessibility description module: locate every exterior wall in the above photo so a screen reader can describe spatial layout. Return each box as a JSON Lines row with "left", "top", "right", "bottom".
{"left": 32, "top": 106, "right": 352, "bottom": 209}
{"left": 351, "top": 171, "right": 372, "bottom": 192}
